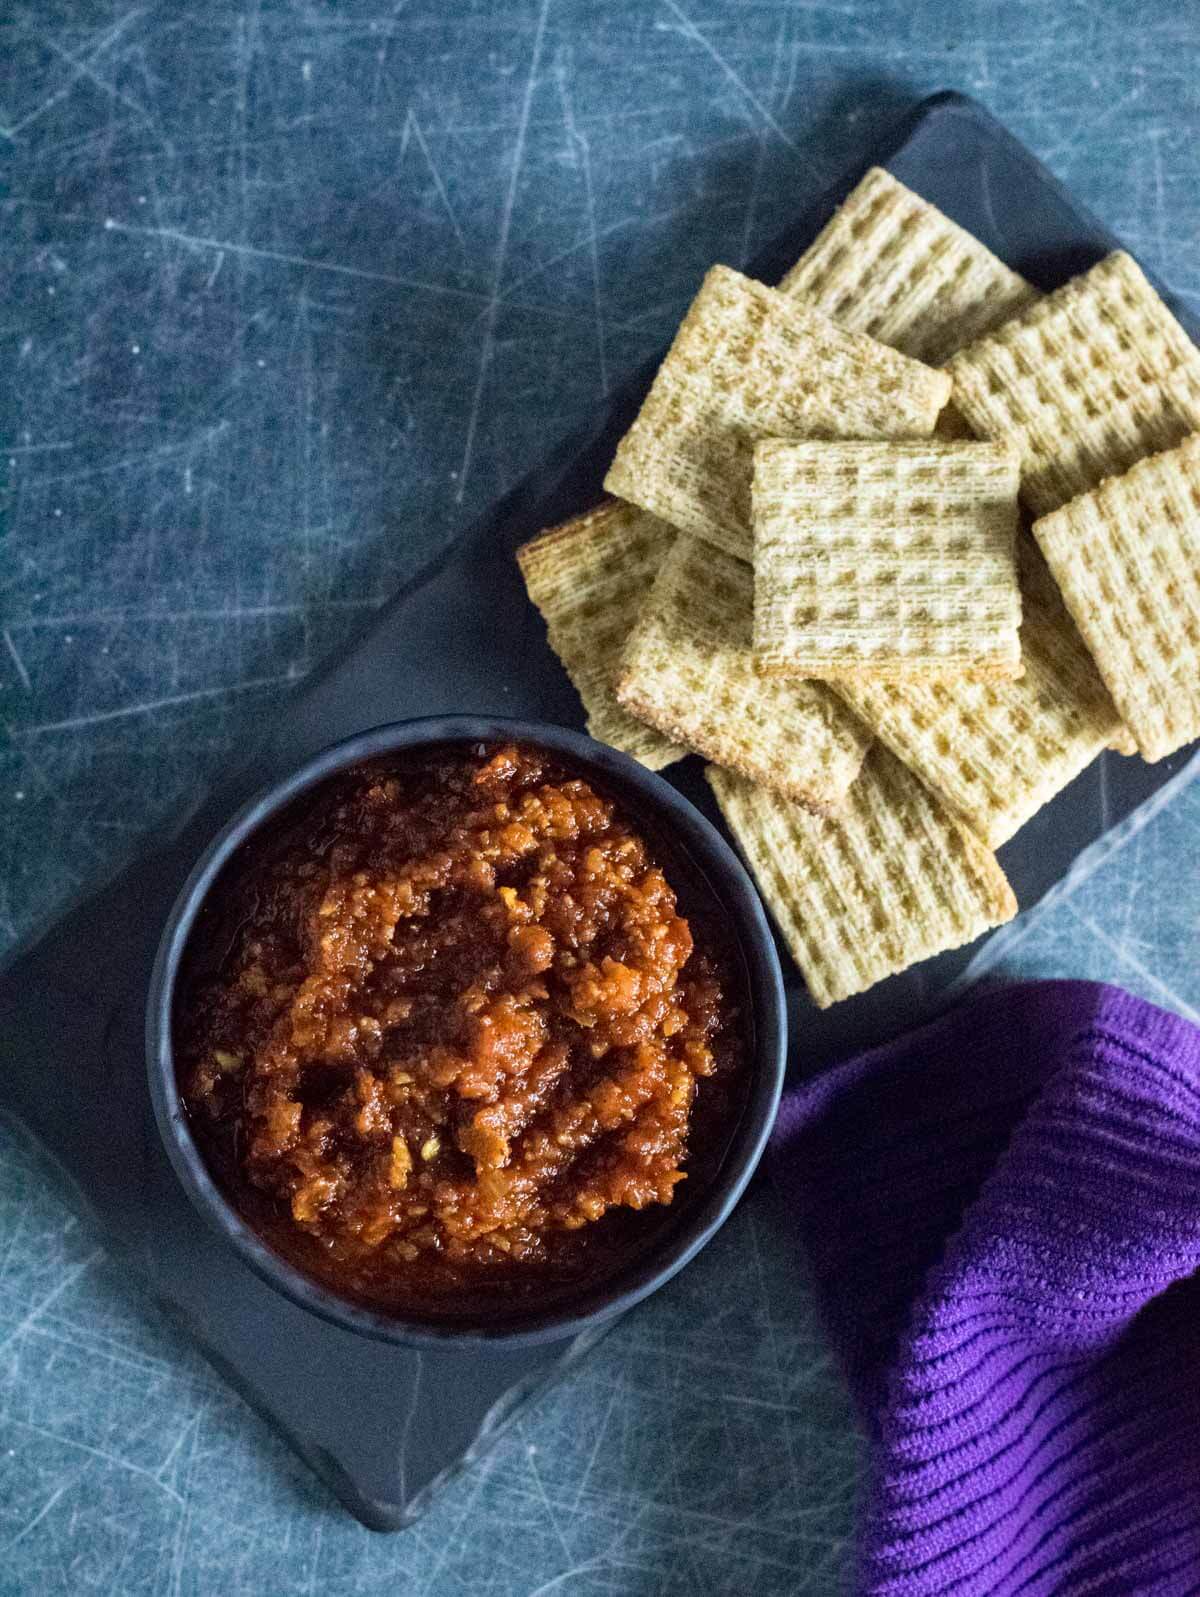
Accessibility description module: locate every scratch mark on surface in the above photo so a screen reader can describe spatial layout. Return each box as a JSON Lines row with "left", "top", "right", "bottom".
{"left": 139, "top": 163, "right": 180, "bottom": 278}
{"left": 415, "top": 1451, "right": 502, "bottom": 1597}
{"left": 973, "top": 41, "right": 993, "bottom": 93}
{"left": 456, "top": 0, "right": 552, "bottom": 501}
{"left": 291, "top": 292, "right": 317, "bottom": 584}
{"left": 0, "top": 1248, "right": 102, "bottom": 1355}
{"left": 667, "top": 1377, "right": 713, "bottom": 1593}
{"left": 101, "top": 215, "right": 493, "bottom": 305}
{"left": 235, "top": 2, "right": 263, "bottom": 250}
{"left": 24, "top": 1321, "right": 206, "bottom": 1384}
{"left": 658, "top": 0, "right": 806, "bottom": 162}
{"left": 154, "top": 1404, "right": 206, "bottom": 1491}
{"left": 570, "top": 1380, "right": 620, "bottom": 1514}
{"left": 370, "top": 0, "right": 410, "bottom": 103}
{"left": 397, "top": 107, "right": 413, "bottom": 164}
{"left": 1037, "top": 88, "right": 1148, "bottom": 167}
{"left": 430, "top": 103, "right": 665, "bottom": 138}
{"left": 554, "top": 60, "right": 608, "bottom": 394}
{"left": 495, "top": 196, "right": 743, "bottom": 309}
{"left": 2, "top": 10, "right": 144, "bottom": 139}
{"left": 649, "top": 1503, "right": 848, "bottom": 1558}
{"left": 405, "top": 106, "right": 468, "bottom": 254}
{"left": 720, "top": 1392, "right": 814, "bottom": 1415}
{"left": 1150, "top": 126, "right": 1168, "bottom": 266}
{"left": 28, "top": 21, "right": 158, "bottom": 136}
{"left": 0, "top": 1210, "right": 28, "bottom": 1280}
{"left": 739, "top": 10, "right": 788, "bottom": 267}
{"left": 11, "top": 597, "right": 380, "bottom": 629}
{"left": 8, "top": 202, "right": 633, "bottom": 333}
{"left": 1066, "top": 902, "right": 1200, "bottom": 1022}
{"left": 526, "top": 1563, "right": 604, "bottom": 1597}
{"left": 3, "top": 630, "right": 32, "bottom": 693}
{"left": 746, "top": 1207, "right": 799, "bottom": 1514}
{"left": 16, "top": 421, "right": 229, "bottom": 488}
{"left": 1116, "top": 803, "right": 1143, "bottom": 960}
{"left": 780, "top": 28, "right": 801, "bottom": 116}
{"left": 526, "top": 1443, "right": 575, "bottom": 1567}
{"left": 165, "top": 1397, "right": 203, "bottom": 1597}
{"left": 13, "top": 672, "right": 301, "bottom": 738}
{"left": 3, "top": 1482, "right": 69, "bottom": 1551}
{"left": 303, "top": 1520, "right": 324, "bottom": 1597}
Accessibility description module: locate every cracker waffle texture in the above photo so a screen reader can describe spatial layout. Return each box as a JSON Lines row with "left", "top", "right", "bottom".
{"left": 615, "top": 534, "right": 872, "bottom": 810}
{"left": 707, "top": 747, "right": 1017, "bottom": 1008}
{"left": 947, "top": 251, "right": 1200, "bottom": 517}
{"left": 514, "top": 175, "right": 1200, "bottom": 1011}
{"left": 831, "top": 542, "right": 1126, "bottom": 847}
{"left": 779, "top": 166, "right": 1039, "bottom": 365}
{"left": 1033, "top": 432, "right": 1200, "bottom": 761}
{"left": 516, "top": 502, "right": 682, "bottom": 770}
{"left": 603, "top": 265, "right": 951, "bottom": 562}
{"left": 751, "top": 439, "right": 1022, "bottom": 681}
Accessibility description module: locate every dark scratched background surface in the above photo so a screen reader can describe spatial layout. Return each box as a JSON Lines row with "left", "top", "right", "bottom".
{"left": 2, "top": 4, "right": 1199, "bottom": 1592}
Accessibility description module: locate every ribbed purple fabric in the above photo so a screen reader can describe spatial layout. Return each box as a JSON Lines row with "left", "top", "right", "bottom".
{"left": 771, "top": 980, "right": 1200, "bottom": 1597}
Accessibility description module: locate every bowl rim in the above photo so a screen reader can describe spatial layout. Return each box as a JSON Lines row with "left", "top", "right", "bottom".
{"left": 146, "top": 715, "right": 787, "bottom": 1349}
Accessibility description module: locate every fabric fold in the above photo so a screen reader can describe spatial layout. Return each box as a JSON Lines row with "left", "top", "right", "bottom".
{"left": 771, "top": 980, "right": 1200, "bottom": 1596}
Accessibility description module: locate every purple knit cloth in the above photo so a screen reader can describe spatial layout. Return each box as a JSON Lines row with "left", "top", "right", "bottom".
{"left": 771, "top": 980, "right": 1200, "bottom": 1597}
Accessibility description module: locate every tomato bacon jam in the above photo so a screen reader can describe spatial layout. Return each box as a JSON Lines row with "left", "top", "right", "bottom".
{"left": 176, "top": 743, "right": 745, "bottom": 1319}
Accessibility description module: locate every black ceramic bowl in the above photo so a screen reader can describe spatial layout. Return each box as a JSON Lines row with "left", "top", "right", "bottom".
{"left": 147, "top": 716, "right": 786, "bottom": 1348}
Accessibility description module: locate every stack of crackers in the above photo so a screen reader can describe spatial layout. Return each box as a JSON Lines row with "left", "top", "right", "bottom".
{"left": 518, "top": 168, "right": 1200, "bottom": 1008}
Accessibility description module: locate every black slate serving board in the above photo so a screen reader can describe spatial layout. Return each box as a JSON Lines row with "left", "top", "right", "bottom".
{"left": 2, "top": 92, "right": 1198, "bottom": 1531}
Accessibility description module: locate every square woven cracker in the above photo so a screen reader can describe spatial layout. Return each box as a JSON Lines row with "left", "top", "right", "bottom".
{"left": 615, "top": 534, "right": 872, "bottom": 810}
{"left": 779, "top": 166, "right": 1040, "bottom": 367}
{"left": 751, "top": 438, "right": 1023, "bottom": 681}
{"left": 946, "top": 251, "right": 1200, "bottom": 518}
{"left": 603, "top": 265, "right": 951, "bottom": 563}
{"left": 516, "top": 501, "right": 683, "bottom": 770}
{"left": 830, "top": 537, "right": 1125, "bottom": 846}
{"left": 707, "top": 746, "right": 1016, "bottom": 1008}
{"left": 1033, "top": 431, "right": 1200, "bottom": 762}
